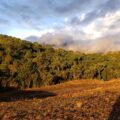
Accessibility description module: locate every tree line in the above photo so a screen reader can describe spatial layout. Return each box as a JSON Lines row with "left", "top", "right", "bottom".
{"left": 0, "top": 34, "right": 120, "bottom": 89}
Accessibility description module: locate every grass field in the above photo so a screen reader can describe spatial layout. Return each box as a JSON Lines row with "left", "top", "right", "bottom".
{"left": 0, "top": 79, "right": 120, "bottom": 120}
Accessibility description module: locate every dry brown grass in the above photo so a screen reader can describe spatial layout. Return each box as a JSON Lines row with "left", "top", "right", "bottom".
{"left": 0, "top": 79, "right": 120, "bottom": 120}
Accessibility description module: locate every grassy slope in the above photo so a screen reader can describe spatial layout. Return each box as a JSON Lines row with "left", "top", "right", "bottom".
{"left": 0, "top": 79, "right": 120, "bottom": 120}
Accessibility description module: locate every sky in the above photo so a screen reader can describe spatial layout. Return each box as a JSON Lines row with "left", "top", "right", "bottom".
{"left": 0, "top": 0, "right": 120, "bottom": 52}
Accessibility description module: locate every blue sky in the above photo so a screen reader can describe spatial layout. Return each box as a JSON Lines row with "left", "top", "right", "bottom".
{"left": 0, "top": 0, "right": 120, "bottom": 52}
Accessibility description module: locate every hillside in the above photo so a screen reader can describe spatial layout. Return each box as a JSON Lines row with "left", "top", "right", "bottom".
{"left": 0, "top": 34, "right": 120, "bottom": 89}
{"left": 0, "top": 79, "right": 120, "bottom": 120}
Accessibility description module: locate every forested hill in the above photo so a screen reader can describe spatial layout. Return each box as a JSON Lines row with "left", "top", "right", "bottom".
{"left": 0, "top": 34, "right": 120, "bottom": 89}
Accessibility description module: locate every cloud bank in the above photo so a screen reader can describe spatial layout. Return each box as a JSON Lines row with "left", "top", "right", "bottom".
{"left": 26, "top": 33, "right": 120, "bottom": 53}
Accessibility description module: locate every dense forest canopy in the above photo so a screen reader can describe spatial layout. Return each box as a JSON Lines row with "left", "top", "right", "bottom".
{"left": 0, "top": 34, "right": 120, "bottom": 89}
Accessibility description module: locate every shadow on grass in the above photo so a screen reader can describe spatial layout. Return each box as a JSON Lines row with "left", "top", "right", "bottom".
{"left": 0, "top": 87, "right": 18, "bottom": 93}
{"left": 0, "top": 87, "right": 56, "bottom": 102}
{"left": 108, "top": 96, "right": 120, "bottom": 120}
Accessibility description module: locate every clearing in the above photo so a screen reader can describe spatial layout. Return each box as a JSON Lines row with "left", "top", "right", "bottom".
{"left": 0, "top": 79, "right": 120, "bottom": 120}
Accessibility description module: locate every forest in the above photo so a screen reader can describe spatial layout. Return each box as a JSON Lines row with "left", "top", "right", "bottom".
{"left": 0, "top": 34, "right": 120, "bottom": 89}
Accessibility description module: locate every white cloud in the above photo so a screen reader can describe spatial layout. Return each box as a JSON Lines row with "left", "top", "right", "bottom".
{"left": 46, "top": 10, "right": 120, "bottom": 42}
{"left": 25, "top": 8, "right": 120, "bottom": 53}
{"left": 83, "top": 10, "right": 120, "bottom": 40}
{"left": 79, "top": 13, "right": 86, "bottom": 21}
{"left": 64, "top": 17, "right": 69, "bottom": 22}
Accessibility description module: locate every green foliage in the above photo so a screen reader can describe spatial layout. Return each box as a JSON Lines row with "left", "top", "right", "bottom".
{"left": 0, "top": 34, "right": 120, "bottom": 89}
